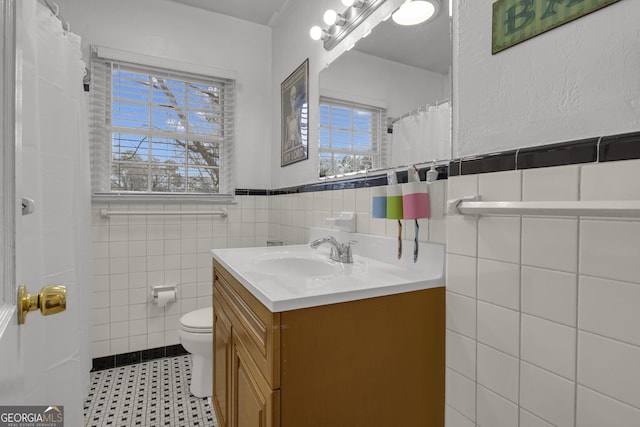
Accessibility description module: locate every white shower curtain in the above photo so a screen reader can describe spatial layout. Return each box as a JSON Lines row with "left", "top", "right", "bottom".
{"left": 19, "top": 0, "right": 91, "bottom": 423}
{"left": 391, "top": 101, "right": 451, "bottom": 166}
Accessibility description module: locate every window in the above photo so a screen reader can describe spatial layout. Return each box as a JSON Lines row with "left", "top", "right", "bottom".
{"left": 319, "top": 97, "right": 388, "bottom": 178}
{"left": 90, "top": 51, "right": 235, "bottom": 198}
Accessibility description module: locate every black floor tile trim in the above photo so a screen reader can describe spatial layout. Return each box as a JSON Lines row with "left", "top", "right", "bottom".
{"left": 92, "top": 344, "right": 187, "bottom": 372}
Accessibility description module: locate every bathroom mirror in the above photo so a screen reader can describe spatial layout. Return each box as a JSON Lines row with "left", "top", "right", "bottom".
{"left": 318, "top": 1, "right": 452, "bottom": 177}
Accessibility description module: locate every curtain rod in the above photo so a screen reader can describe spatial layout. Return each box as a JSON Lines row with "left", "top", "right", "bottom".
{"left": 40, "top": 0, "right": 70, "bottom": 31}
{"left": 389, "top": 99, "right": 450, "bottom": 125}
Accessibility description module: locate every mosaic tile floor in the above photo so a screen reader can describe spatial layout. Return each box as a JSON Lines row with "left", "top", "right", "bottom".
{"left": 84, "top": 355, "right": 218, "bottom": 427}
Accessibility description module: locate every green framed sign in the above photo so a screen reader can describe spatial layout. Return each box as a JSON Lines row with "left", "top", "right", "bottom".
{"left": 492, "top": 0, "right": 622, "bottom": 54}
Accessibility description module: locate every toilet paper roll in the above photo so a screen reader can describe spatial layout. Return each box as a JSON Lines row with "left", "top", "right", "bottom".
{"left": 157, "top": 290, "right": 176, "bottom": 308}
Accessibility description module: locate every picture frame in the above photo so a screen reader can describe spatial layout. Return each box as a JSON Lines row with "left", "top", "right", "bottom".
{"left": 281, "top": 59, "right": 309, "bottom": 167}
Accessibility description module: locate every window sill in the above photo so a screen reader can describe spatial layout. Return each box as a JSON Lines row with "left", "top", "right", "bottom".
{"left": 92, "top": 192, "right": 236, "bottom": 205}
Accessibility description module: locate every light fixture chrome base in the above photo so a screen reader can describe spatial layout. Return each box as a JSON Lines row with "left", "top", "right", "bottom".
{"left": 323, "top": 0, "right": 386, "bottom": 51}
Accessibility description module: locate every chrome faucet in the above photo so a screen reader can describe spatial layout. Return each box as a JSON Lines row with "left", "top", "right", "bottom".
{"left": 309, "top": 236, "right": 354, "bottom": 263}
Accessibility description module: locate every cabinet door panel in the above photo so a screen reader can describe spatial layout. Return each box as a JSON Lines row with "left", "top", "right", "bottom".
{"left": 214, "top": 262, "right": 281, "bottom": 389}
{"left": 232, "top": 331, "right": 278, "bottom": 427}
{"left": 236, "top": 358, "right": 266, "bottom": 427}
{"left": 213, "top": 300, "right": 232, "bottom": 427}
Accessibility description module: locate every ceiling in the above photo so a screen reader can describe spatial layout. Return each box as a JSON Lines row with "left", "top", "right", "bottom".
{"left": 167, "top": 0, "right": 452, "bottom": 75}
{"left": 169, "top": 0, "right": 289, "bottom": 26}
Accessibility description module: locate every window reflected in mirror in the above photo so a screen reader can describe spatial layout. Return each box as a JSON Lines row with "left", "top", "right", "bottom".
{"left": 319, "top": 98, "right": 389, "bottom": 178}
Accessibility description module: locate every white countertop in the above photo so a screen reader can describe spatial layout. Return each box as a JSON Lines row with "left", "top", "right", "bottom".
{"left": 211, "top": 230, "right": 445, "bottom": 312}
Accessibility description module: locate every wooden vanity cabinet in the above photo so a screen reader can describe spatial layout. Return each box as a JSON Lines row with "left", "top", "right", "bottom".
{"left": 212, "top": 260, "right": 445, "bottom": 427}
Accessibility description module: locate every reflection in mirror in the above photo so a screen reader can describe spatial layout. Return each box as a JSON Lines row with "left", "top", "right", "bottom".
{"left": 319, "top": 0, "right": 452, "bottom": 178}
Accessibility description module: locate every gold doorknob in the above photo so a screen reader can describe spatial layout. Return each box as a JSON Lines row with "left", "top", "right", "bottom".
{"left": 18, "top": 284, "right": 66, "bottom": 325}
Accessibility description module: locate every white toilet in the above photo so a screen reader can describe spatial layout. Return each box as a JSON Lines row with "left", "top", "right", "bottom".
{"left": 178, "top": 307, "right": 214, "bottom": 398}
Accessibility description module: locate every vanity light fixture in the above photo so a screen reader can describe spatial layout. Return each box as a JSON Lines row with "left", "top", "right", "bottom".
{"left": 323, "top": 9, "right": 347, "bottom": 26}
{"left": 308, "top": 0, "right": 386, "bottom": 50}
{"left": 310, "top": 26, "right": 331, "bottom": 41}
{"left": 392, "top": 0, "right": 440, "bottom": 26}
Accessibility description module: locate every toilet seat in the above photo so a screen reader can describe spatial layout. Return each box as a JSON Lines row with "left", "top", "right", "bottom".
{"left": 179, "top": 307, "right": 213, "bottom": 334}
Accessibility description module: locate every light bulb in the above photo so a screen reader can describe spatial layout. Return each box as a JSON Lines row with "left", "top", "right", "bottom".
{"left": 341, "top": 0, "right": 355, "bottom": 6}
{"left": 309, "top": 26, "right": 323, "bottom": 41}
{"left": 392, "top": 0, "right": 439, "bottom": 26}
{"left": 323, "top": 9, "right": 338, "bottom": 25}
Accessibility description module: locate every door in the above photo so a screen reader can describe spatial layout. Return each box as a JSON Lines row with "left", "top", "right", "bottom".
{"left": 0, "top": 0, "right": 91, "bottom": 424}
{"left": 0, "top": 0, "right": 24, "bottom": 403}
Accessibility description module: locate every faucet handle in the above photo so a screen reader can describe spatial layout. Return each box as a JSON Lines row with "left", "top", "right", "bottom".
{"left": 341, "top": 240, "right": 356, "bottom": 263}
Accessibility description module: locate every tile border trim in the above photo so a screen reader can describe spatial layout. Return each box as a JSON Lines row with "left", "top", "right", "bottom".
{"left": 91, "top": 344, "right": 188, "bottom": 371}
{"left": 235, "top": 165, "right": 449, "bottom": 196}
{"left": 448, "top": 130, "right": 640, "bottom": 177}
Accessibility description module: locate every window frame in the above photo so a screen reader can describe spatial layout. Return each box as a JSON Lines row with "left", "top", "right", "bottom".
{"left": 318, "top": 96, "right": 388, "bottom": 179}
{"left": 90, "top": 47, "right": 236, "bottom": 203}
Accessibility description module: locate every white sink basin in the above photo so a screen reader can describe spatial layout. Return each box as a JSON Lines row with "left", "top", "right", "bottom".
{"left": 253, "top": 257, "right": 341, "bottom": 277}
{"left": 212, "top": 230, "right": 445, "bottom": 312}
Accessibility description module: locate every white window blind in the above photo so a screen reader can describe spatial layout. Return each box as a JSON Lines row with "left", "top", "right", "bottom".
{"left": 90, "top": 49, "right": 235, "bottom": 198}
{"left": 319, "top": 97, "right": 388, "bottom": 178}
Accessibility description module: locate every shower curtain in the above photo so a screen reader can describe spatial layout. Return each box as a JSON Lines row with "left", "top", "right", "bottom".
{"left": 391, "top": 101, "right": 451, "bottom": 166}
{"left": 19, "top": 0, "right": 91, "bottom": 423}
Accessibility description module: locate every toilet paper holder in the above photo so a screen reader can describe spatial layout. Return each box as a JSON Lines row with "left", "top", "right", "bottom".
{"left": 151, "top": 284, "right": 177, "bottom": 301}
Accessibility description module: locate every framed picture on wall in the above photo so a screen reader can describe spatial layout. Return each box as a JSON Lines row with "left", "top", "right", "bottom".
{"left": 281, "top": 59, "right": 309, "bottom": 167}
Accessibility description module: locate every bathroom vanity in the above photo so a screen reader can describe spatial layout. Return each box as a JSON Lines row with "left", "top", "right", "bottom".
{"left": 211, "top": 234, "right": 445, "bottom": 427}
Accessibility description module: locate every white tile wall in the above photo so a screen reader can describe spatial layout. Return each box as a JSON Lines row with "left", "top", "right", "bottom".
{"left": 447, "top": 331, "right": 477, "bottom": 380}
{"left": 580, "top": 219, "right": 640, "bottom": 283}
{"left": 519, "top": 410, "right": 554, "bottom": 427}
{"left": 91, "top": 196, "right": 267, "bottom": 358}
{"left": 521, "top": 314, "right": 576, "bottom": 380}
{"left": 476, "top": 385, "right": 518, "bottom": 427}
{"left": 446, "top": 405, "right": 476, "bottom": 427}
{"left": 447, "top": 175, "right": 479, "bottom": 257}
{"left": 92, "top": 186, "right": 448, "bottom": 358}
{"left": 521, "top": 217, "right": 578, "bottom": 272}
{"left": 447, "top": 254, "right": 477, "bottom": 298}
{"left": 447, "top": 215, "right": 478, "bottom": 257}
{"left": 447, "top": 292, "right": 477, "bottom": 339}
{"left": 446, "top": 162, "right": 640, "bottom": 427}
{"left": 477, "top": 216, "right": 521, "bottom": 264}
{"left": 476, "top": 343, "right": 519, "bottom": 403}
{"left": 447, "top": 368, "right": 477, "bottom": 421}
{"left": 522, "top": 165, "right": 580, "bottom": 202}
{"left": 478, "top": 170, "right": 521, "bottom": 202}
{"left": 477, "top": 301, "right": 519, "bottom": 357}
{"left": 581, "top": 159, "right": 640, "bottom": 201}
{"left": 520, "top": 362, "right": 575, "bottom": 427}
{"left": 579, "top": 276, "right": 640, "bottom": 346}
{"left": 477, "top": 259, "right": 519, "bottom": 310}
{"left": 521, "top": 266, "right": 577, "bottom": 327}
{"left": 578, "top": 331, "right": 640, "bottom": 409}
{"left": 576, "top": 386, "right": 640, "bottom": 427}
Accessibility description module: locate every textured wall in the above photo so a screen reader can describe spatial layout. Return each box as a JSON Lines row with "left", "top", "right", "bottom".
{"left": 454, "top": 0, "right": 640, "bottom": 157}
